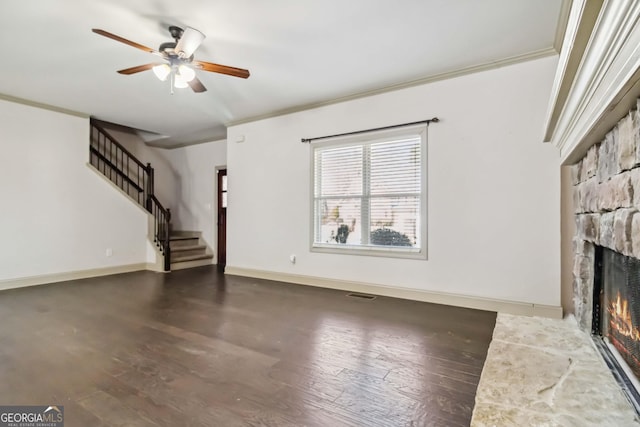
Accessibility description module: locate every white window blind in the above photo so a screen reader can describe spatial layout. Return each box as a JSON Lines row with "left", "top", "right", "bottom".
{"left": 312, "top": 126, "right": 427, "bottom": 258}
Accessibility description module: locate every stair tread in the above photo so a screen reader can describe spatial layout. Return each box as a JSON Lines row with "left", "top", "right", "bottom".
{"left": 171, "top": 230, "right": 200, "bottom": 237}
{"left": 171, "top": 244, "right": 207, "bottom": 252}
{"left": 171, "top": 253, "right": 213, "bottom": 263}
{"left": 170, "top": 235, "right": 199, "bottom": 241}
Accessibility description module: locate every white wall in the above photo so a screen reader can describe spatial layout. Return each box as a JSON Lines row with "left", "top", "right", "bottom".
{"left": 0, "top": 99, "right": 149, "bottom": 281}
{"left": 164, "top": 140, "right": 227, "bottom": 260}
{"left": 227, "top": 56, "right": 561, "bottom": 307}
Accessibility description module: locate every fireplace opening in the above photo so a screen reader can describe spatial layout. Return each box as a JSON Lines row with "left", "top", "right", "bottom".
{"left": 593, "top": 246, "right": 640, "bottom": 413}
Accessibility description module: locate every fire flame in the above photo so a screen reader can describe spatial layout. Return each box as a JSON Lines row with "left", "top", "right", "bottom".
{"left": 608, "top": 292, "right": 640, "bottom": 341}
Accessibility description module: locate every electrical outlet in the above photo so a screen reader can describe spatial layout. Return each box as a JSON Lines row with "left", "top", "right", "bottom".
{"left": 106, "top": 248, "right": 113, "bottom": 257}
{"left": 289, "top": 254, "right": 296, "bottom": 264}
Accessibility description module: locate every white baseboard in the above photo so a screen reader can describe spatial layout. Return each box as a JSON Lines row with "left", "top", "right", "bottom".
{"left": 145, "top": 259, "right": 165, "bottom": 273}
{"left": 0, "top": 263, "right": 150, "bottom": 292}
{"left": 224, "top": 267, "right": 563, "bottom": 319}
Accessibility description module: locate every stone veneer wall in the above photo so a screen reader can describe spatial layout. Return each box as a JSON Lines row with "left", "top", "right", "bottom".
{"left": 573, "top": 99, "right": 640, "bottom": 332}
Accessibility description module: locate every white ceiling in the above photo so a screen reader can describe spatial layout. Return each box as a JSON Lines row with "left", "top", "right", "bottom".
{"left": 0, "top": 0, "right": 565, "bottom": 147}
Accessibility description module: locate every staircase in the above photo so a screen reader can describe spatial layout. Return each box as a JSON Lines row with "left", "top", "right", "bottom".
{"left": 89, "top": 119, "right": 213, "bottom": 272}
{"left": 170, "top": 231, "right": 214, "bottom": 270}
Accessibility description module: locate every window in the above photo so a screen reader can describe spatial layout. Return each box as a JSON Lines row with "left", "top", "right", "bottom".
{"left": 311, "top": 125, "right": 427, "bottom": 259}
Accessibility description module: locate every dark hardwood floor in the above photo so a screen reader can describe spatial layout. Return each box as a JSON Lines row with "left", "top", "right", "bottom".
{"left": 0, "top": 266, "right": 496, "bottom": 426}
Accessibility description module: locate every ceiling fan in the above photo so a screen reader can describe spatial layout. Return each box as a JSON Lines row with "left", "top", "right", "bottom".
{"left": 92, "top": 26, "right": 250, "bottom": 93}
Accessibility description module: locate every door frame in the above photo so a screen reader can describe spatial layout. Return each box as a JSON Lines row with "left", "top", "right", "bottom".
{"left": 216, "top": 167, "right": 227, "bottom": 268}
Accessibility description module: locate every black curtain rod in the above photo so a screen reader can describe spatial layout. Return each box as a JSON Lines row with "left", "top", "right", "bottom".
{"left": 301, "top": 117, "right": 439, "bottom": 143}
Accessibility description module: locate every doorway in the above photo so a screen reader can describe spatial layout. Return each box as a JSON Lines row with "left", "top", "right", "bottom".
{"left": 217, "top": 169, "right": 227, "bottom": 269}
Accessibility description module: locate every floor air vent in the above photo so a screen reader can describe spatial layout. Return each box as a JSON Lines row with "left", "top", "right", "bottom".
{"left": 346, "top": 293, "right": 376, "bottom": 300}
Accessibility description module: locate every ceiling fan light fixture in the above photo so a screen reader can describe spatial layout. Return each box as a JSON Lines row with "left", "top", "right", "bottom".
{"left": 177, "top": 65, "right": 196, "bottom": 82}
{"left": 152, "top": 64, "right": 171, "bottom": 81}
{"left": 173, "top": 73, "right": 189, "bottom": 89}
{"left": 93, "top": 25, "right": 249, "bottom": 94}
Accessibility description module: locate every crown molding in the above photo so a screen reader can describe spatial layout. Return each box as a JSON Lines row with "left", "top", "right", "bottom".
{"left": 228, "top": 47, "right": 557, "bottom": 129}
{"left": 146, "top": 135, "right": 227, "bottom": 149}
{"left": 554, "top": 0, "right": 574, "bottom": 53}
{"left": 544, "top": 0, "right": 640, "bottom": 164}
{"left": 0, "top": 93, "right": 88, "bottom": 118}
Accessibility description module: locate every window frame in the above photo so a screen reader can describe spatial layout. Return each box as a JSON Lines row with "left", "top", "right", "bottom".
{"left": 309, "top": 124, "right": 428, "bottom": 260}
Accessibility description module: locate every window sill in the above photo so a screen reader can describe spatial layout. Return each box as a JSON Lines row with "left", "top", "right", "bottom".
{"left": 311, "top": 243, "right": 427, "bottom": 260}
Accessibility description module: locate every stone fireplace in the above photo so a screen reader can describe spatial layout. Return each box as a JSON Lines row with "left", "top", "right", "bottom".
{"left": 573, "top": 98, "right": 640, "bottom": 409}
{"left": 573, "top": 99, "right": 640, "bottom": 330}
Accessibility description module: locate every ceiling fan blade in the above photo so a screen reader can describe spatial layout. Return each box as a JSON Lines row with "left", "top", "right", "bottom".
{"left": 175, "top": 27, "right": 205, "bottom": 58}
{"left": 92, "top": 29, "right": 161, "bottom": 56}
{"left": 117, "top": 63, "right": 161, "bottom": 75}
{"left": 188, "top": 77, "right": 207, "bottom": 93}
{"left": 193, "top": 60, "right": 250, "bottom": 79}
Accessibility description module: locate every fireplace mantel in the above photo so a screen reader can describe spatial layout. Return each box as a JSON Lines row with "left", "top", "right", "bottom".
{"left": 544, "top": 0, "right": 640, "bottom": 164}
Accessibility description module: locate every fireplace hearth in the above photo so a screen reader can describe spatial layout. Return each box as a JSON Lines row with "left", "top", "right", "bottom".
{"left": 593, "top": 246, "right": 640, "bottom": 413}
